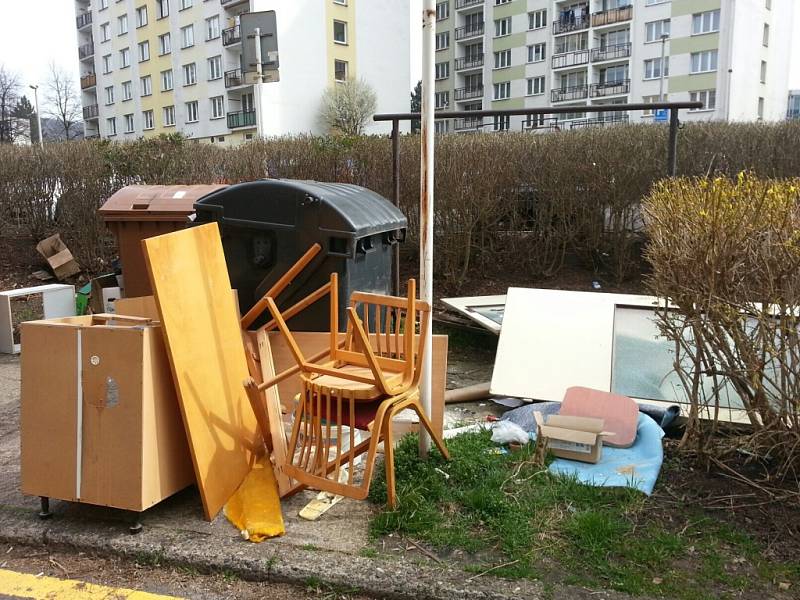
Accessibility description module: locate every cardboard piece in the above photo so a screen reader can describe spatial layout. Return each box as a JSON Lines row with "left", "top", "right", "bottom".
{"left": 20, "top": 315, "right": 194, "bottom": 511}
{"left": 560, "top": 386, "right": 639, "bottom": 448}
{"left": 534, "top": 412, "right": 607, "bottom": 464}
{"left": 90, "top": 274, "right": 121, "bottom": 314}
{"left": 143, "top": 223, "right": 262, "bottom": 520}
{"left": 36, "top": 234, "right": 80, "bottom": 280}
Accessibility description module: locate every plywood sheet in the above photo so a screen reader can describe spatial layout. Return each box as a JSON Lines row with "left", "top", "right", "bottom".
{"left": 143, "top": 223, "right": 261, "bottom": 520}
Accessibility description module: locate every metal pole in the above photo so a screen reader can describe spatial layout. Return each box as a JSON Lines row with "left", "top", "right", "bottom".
{"left": 30, "top": 85, "right": 43, "bottom": 147}
{"left": 658, "top": 34, "right": 667, "bottom": 102}
{"left": 253, "top": 27, "right": 264, "bottom": 138}
{"left": 419, "top": 0, "right": 435, "bottom": 457}
{"left": 391, "top": 119, "right": 400, "bottom": 297}
{"left": 667, "top": 108, "right": 679, "bottom": 177}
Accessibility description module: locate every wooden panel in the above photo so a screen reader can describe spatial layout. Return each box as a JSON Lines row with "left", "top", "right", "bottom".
{"left": 143, "top": 223, "right": 261, "bottom": 520}
{"left": 114, "top": 296, "right": 160, "bottom": 321}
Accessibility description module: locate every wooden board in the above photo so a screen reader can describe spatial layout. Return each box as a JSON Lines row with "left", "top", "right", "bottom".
{"left": 143, "top": 223, "right": 261, "bottom": 520}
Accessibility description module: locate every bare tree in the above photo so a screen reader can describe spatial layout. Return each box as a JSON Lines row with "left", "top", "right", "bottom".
{"left": 44, "top": 62, "right": 82, "bottom": 141}
{"left": 319, "top": 78, "right": 377, "bottom": 136}
{"left": 0, "top": 65, "right": 23, "bottom": 143}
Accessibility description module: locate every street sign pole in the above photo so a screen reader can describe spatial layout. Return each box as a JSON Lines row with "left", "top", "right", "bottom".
{"left": 253, "top": 27, "right": 264, "bottom": 138}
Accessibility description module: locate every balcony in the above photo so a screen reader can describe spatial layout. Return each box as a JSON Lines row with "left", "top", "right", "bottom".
{"left": 82, "top": 104, "right": 99, "bottom": 120}
{"left": 225, "top": 68, "right": 245, "bottom": 88}
{"left": 570, "top": 113, "right": 629, "bottom": 129}
{"left": 454, "top": 85, "right": 483, "bottom": 101}
{"left": 551, "top": 49, "right": 589, "bottom": 69}
{"left": 591, "top": 42, "right": 632, "bottom": 63}
{"left": 455, "top": 0, "right": 483, "bottom": 10}
{"left": 76, "top": 12, "right": 92, "bottom": 29}
{"left": 590, "top": 79, "right": 630, "bottom": 98}
{"left": 551, "top": 84, "right": 589, "bottom": 102}
{"left": 591, "top": 5, "right": 633, "bottom": 27}
{"left": 553, "top": 10, "right": 589, "bottom": 35}
{"left": 453, "top": 117, "right": 484, "bottom": 131}
{"left": 455, "top": 22, "right": 484, "bottom": 41}
{"left": 222, "top": 25, "right": 241, "bottom": 46}
{"left": 221, "top": 0, "right": 249, "bottom": 6}
{"left": 227, "top": 110, "right": 256, "bottom": 129}
{"left": 454, "top": 54, "right": 484, "bottom": 71}
{"left": 78, "top": 42, "right": 94, "bottom": 60}
{"left": 80, "top": 73, "right": 97, "bottom": 89}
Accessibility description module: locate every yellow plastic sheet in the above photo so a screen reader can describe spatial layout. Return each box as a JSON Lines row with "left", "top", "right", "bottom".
{"left": 224, "top": 457, "right": 285, "bottom": 542}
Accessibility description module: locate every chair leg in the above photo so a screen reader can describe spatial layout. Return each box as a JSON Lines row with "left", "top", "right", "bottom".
{"left": 412, "top": 403, "right": 450, "bottom": 460}
{"left": 383, "top": 418, "right": 397, "bottom": 509}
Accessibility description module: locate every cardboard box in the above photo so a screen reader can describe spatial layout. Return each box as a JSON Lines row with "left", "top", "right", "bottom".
{"left": 534, "top": 413, "right": 607, "bottom": 464}
{"left": 36, "top": 234, "right": 80, "bottom": 280}
{"left": 20, "top": 315, "right": 194, "bottom": 512}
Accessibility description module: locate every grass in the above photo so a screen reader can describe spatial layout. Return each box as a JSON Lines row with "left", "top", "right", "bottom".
{"left": 368, "top": 432, "right": 799, "bottom": 599}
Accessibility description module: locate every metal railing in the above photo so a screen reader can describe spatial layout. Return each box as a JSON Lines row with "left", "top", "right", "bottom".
{"left": 82, "top": 104, "right": 99, "bottom": 119}
{"left": 222, "top": 25, "right": 241, "bottom": 46}
{"left": 455, "top": 22, "right": 484, "bottom": 40}
{"left": 551, "top": 49, "right": 589, "bottom": 69}
{"left": 553, "top": 14, "right": 590, "bottom": 35}
{"left": 227, "top": 110, "right": 256, "bottom": 129}
{"left": 453, "top": 117, "right": 485, "bottom": 131}
{"left": 570, "top": 113, "right": 630, "bottom": 129}
{"left": 80, "top": 73, "right": 97, "bottom": 89}
{"left": 592, "top": 5, "right": 633, "bottom": 27}
{"left": 455, "top": 0, "right": 483, "bottom": 9}
{"left": 551, "top": 84, "right": 589, "bottom": 102}
{"left": 224, "top": 69, "right": 244, "bottom": 88}
{"left": 76, "top": 13, "right": 92, "bottom": 29}
{"left": 454, "top": 54, "right": 484, "bottom": 70}
{"left": 591, "top": 42, "right": 632, "bottom": 62}
{"left": 221, "top": 0, "right": 248, "bottom": 6}
{"left": 454, "top": 85, "right": 483, "bottom": 101}
{"left": 78, "top": 43, "right": 94, "bottom": 59}
{"left": 590, "top": 79, "right": 630, "bottom": 97}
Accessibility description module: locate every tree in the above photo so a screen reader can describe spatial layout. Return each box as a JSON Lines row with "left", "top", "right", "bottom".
{"left": 410, "top": 80, "right": 422, "bottom": 133}
{"left": 43, "top": 62, "right": 82, "bottom": 141}
{"left": 0, "top": 65, "right": 23, "bottom": 143}
{"left": 319, "top": 78, "right": 377, "bottom": 137}
{"left": 13, "top": 95, "right": 37, "bottom": 143}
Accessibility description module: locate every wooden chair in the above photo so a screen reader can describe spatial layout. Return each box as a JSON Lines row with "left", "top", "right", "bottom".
{"left": 260, "top": 274, "right": 449, "bottom": 508}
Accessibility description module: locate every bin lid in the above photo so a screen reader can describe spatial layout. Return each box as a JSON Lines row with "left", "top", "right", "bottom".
{"left": 99, "top": 184, "right": 228, "bottom": 222}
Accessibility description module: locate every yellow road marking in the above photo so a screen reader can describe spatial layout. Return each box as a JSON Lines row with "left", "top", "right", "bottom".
{"left": 0, "top": 567, "right": 185, "bottom": 599}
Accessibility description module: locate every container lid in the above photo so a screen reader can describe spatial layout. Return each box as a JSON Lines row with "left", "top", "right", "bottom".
{"left": 194, "top": 179, "right": 407, "bottom": 237}
{"left": 99, "top": 184, "right": 228, "bottom": 222}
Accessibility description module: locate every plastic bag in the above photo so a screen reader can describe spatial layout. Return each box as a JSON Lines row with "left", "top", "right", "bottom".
{"left": 224, "top": 456, "right": 285, "bottom": 542}
{"left": 490, "top": 420, "right": 530, "bottom": 446}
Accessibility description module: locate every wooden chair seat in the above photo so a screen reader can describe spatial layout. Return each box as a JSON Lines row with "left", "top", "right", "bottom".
{"left": 309, "top": 365, "right": 404, "bottom": 401}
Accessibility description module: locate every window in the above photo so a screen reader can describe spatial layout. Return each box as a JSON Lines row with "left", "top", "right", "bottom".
{"left": 124, "top": 114, "right": 134, "bottom": 133}
{"left": 761, "top": 60, "right": 767, "bottom": 84}
{"left": 646, "top": 19, "right": 670, "bottom": 43}
{"left": 156, "top": 0, "right": 169, "bottom": 19}
{"left": 163, "top": 105, "right": 175, "bottom": 127}
{"left": 143, "top": 110, "right": 154, "bottom": 130}
{"left": 140, "top": 75, "right": 152, "bottom": 96}
{"left": 183, "top": 63, "right": 197, "bottom": 86}
{"left": 692, "top": 10, "right": 720, "bottom": 35}
{"left": 100, "top": 22, "right": 111, "bottom": 42}
{"left": 642, "top": 95, "right": 659, "bottom": 116}
{"left": 691, "top": 50, "right": 717, "bottom": 73}
{"left": 528, "top": 9, "right": 547, "bottom": 30}
{"left": 180, "top": 0, "right": 193, "bottom": 9}
{"left": 689, "top": 90, "right": 716, "bottom": 111}
{"left": 763, "top": 23, "right": 769, "bottom": 46}
{"left": 181, "top": 25, "right": 194, "bottom": 48}
{"left": 333, "top": 20, "right": 347, "bottom": 44}
{"left": 207, "top": 56, "right": 222, "bottom": 80}
{"left": 206, "top": 16, "right": 220, "bottom": 40}
{"left": 493, "top": 115, "right": 510, "bottom": 131}
{"left": 99, "top": 0, "right": 108, "bottom": 9}
{"left": 555, "top": 33, "right": 587, "bottom": 54}
{"left": 527, "top": 76, "right": 545, "bottom": 96}
{"left": 600, "top": 64, "right": 628, "bottom": 84}
{"left": 493, "top": 81, "right": 510, "bottom": 100}
{"left": 186, "top": 101, "right": 199, "bottom": 123}
{"left": 434, "top": 121, "right": 449, "bottom": 134}
{"left": 435, "top": 61, "right": 450, "bottom": 79}
{"left": 138, "top": 40, "right": 150, "bottom": 62}
{"left": 644, "top": 57, "right": 668, "bottom": 79}
{"left": 117, "top": 14, "right": 128, "bottom": 35}
{"left": 161, "top": 69, "right": 173, "bottom": 91}
{"left": 435, "top": 32, "right": 449, "bottom": 51}
{"left": 758, "top": 97, "right": 764, "bottom": 119}
{"left": 106, "top": 117, "right": 116, "bottom": 136}
{"left": 120, "top": 47, "right": 130, "bottom": 68}
{"left": 334, "top": 59, "right": 348, "bottom": 82}
{"left": 122, "top": 80, "right": 132, "bottom": 101}
{"left": 102, "top": 54, "right": 112, "bottom": 73}
{"left": 159, "top": 33, "right": 171, "bottom": 55}
{"left": 210, "top": 96, "right": 224, "bottom": 119}
{"left": 434, "top": 91, "right": 449, "bottom": 109}
{"left": 495, "top": 0, "right": 511, "bottom": 4}
{"left": 104, "top": 86, "right": 114, "bottom": 105}
{"left": 494, "top": 50, "right": 511, "bottom": 69}
{"left": 436, "top": 1, "right": 449, "bottom": 21}
{"left": 135, "top": 5, "right": 147, "bottom": 28}
{"left": 527, "top": 43, "right": 546, "bottom": 63}
{"left": 494, "top": 17, "right": 511, "bottom": 37}
{"left": 645, "top": 0, "right": 668, "bottom": 4}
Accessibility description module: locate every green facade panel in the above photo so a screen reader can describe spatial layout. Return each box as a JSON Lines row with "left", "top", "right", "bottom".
{"left": 668, "top": 72, "right": 718, "bottom": 94}
{"left": 671, "top": 0, "right": 720, "bottom": 17}
{"left": 492, "top": 32, "right": 526, "bottom": 51}
{"left": 492, "top": 65, "right": 525, "bottom": 83}
{"left": 490, "top": 97, "right": 525, "bottom": 110}
{"left": 669, "top": 32, "right": 720, "bottom": 55}
{"left": 493, "top": 0, "right": 527, "bottom": 19}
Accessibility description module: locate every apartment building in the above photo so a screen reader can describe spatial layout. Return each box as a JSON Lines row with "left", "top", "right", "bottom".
{"left": 433, "top": 0, "right": 795, "bottom": 133}
{"left": 74, "top": 0, "right": 410, "bottom": 143}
